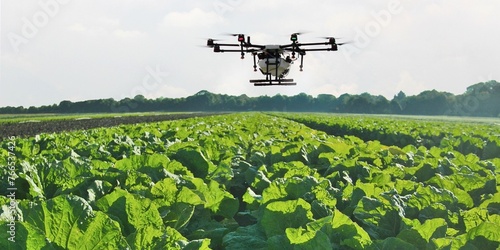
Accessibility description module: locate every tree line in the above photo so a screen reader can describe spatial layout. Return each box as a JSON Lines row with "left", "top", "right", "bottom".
{"left": 1, "top": 80, "right": 499, "bottom": 117}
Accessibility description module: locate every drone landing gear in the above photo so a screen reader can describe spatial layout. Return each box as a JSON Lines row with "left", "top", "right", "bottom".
{"left": 250, "top": 78, "right": 296, "bottom": 86}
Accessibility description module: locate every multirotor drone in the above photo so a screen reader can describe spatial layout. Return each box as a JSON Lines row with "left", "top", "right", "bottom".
{"left": 206, "top": 33, "right": 348, "bottom": 86}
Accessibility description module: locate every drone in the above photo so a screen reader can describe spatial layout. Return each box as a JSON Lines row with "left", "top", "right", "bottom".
{"left": 206, "top": 33, "right": 348, "bottom": 86}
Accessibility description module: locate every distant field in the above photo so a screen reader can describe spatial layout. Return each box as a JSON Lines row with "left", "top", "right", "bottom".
{"left": 0, "top": 112, "right": 193, "bottom": 124}
{"left": 369, "top": 114, "right": 500, "bottom": 125}
{"left": 288, "top": 112, "right": 500, "bottom": 125}
{"left": 0, "top": 112, "right": 221, "bottom": 140}
{"left": 2, "top": 112, "right": 500, "bottom": 125}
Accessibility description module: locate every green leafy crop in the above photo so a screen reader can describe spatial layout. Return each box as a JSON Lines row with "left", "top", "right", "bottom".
{"left": 1, "top": 113, "right": 499, "bottom": 249}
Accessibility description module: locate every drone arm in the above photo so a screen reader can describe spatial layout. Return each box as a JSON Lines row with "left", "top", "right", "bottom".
{"left": 216, "top": 49, "right": 260, "bottom": 53}
{"left": 213, "top": 43, "right": 240, "bottom": 47}
{"left": 217, "top": 49, "right": 245, "bottom": 53}
{"left": 300, "top": 48, "right": 336, "bottom": 52}
{"left": 282, "top": 39, "right": 342, "bottom": 53}
{"left": 296, "top": 42, "right": 331, "bottom": 46}
{"left": 279, "top": 43, "right": 295, "bottom": 49}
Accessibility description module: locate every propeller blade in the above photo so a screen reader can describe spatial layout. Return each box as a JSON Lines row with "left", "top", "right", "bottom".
{"left": 221, "top": 33, "right": 246, "bottom": 42}
{"left": 336, "top": 41, "right": 352, "bottom": 46}
{"left": 206, "top": 38, "right": 223, "bottom": 43}
{"left": 221, "top": 33, "right": 245, "bottom": 37}
{"left": 291, "top": 30, "right": 310, "bottom": 36}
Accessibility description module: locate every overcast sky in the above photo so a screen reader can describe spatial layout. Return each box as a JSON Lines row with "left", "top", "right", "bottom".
{"left": 1, "top": 0, "right": 499, "bottom": 107}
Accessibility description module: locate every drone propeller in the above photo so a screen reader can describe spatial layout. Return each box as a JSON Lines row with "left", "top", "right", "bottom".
{"left": 222, "top": 33, "right": 245, "bottom": 36}
{"left": 291, "top": 30, "right": 311, "bottom": 35}
{"left": 290, "top": 31, "right": 309, "bottom": 40}
{"left": 320, "top": 36, "right": 350, "bottom": 46}
{"left": 336, "top": 42, "right": 352, "bottom": 46}
{"left": 221, "top": 33, "right": 247, "bottom": 43}
{"left": 320, "top": 36, "right": 342, "bottom": 39}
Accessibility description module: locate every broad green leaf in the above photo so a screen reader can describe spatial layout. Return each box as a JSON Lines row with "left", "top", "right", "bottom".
{"left": 176, "top": 186, "right": 204, "bottom": 205}
{"left": 353, "top": 196, "right": 403, "bottom": 239}
{"left": 243, "top": 187, "right": 262, "bottom": 210}
{"left": 18, "top": 161, "right": 44, "bottom": 199}
{"left": 280, "top": 143, "right": 310, "bottom": 164}
{"left": 71, "top": 179, "right": 113, "bottom": 206}
{"left": 170, "top": 146, "right": 216, "bottom": 178}
{"left": 426, "top": 175, "right": 474, "bottom": 209}
{"left": 149, "top": 177, "right": 178, "bottom": 206}
{"left": 222, "top": 224, "right": 267, "bottom": 250}
{"left": 397, "top": 218, "right": 447, "bottom": 249}
{"left": 114, "top": 154, "right": 170, "bottom": 182}
{"left": 244, "top": 166, "right": 271, "bottom": 193}
{"left": 428, "top": 237, "right": 454, "bottom": 250}
{"left": 464, "top": 222, "right": 500, "bottom": 249}
{"left": 285, "top": 227, "right": 331, "bottom": 249}
{"left": 164, "top": 202, "right": 195, "bottom": 230}
{"left": 186, "top": 178, "right": 238, "bottom": 218}
{"left": 367, "top": 237, "right": 418, "bottom": 250}
{"left": 96, "top": 188, "right": 163, "bottom": 236}
{"left": 183, "top": 238, "right": 212, "bottom": 250}
{"left": 461, "top": 208, "right": 492, "bottom": 232}
{"left": 260, "top": 199, "right": 313, "bottom": 238}
{"left": 406, "top": 185, "right": 458, "bottom": 218}
{"left": 479, "top": 192, "right": 500, "bottom": 214}
{"left": 449, "top": 171, "right": 496, "bottom": 204}
{"left": 124, "top": 171, "right": 153, "bottom": 195}
{"left": 330, "top": 209, "right": 372, "bottom": 249}
{"left": 205, "top": 180, "right": 239, "bottom": 218}
{"left": 262, "top": 176, "right": 319, "bottom": 204}
{"left": 21, "top": 195, "right": 128, "bottom": 249}
{"left": 266, "top": 235, "right": 292, "bottom": 250}
{"left": 126, "top": 226, "right": 190, "bottom": 250}
{"left": 394, "top": 179, "right": 418, "bottom": 195}
{"left": 165, "top": 160, "right": 194, "bottom": 177}
{"left": 0, "top": 221, "right": 54, "bottom": 250}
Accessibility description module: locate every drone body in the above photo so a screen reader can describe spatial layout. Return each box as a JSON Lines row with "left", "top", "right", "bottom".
{"left": 206, "top": 33, "right": 347, "bottom": 86}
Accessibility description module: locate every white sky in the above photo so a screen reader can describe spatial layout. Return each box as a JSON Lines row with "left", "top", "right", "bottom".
{"left": 1, "top": 0, "right": 499, "bottom": 107}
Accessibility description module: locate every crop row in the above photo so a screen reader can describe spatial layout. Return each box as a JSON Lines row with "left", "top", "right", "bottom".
{"left": 0, "top": 113, "right": 499, "bottom": 249}
{"left": 0, "top": 113, "right": 222, "bottom": 140}
{"left": 274, "top": 113, "right": 500, "bottom": 160}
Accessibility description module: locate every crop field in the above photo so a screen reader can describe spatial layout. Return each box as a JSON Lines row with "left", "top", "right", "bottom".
{"left": 0, "top": 112, "right": 220, "bottom": 141}
{"left": 1, "top": 113, "right": 500, "bottom": 249}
